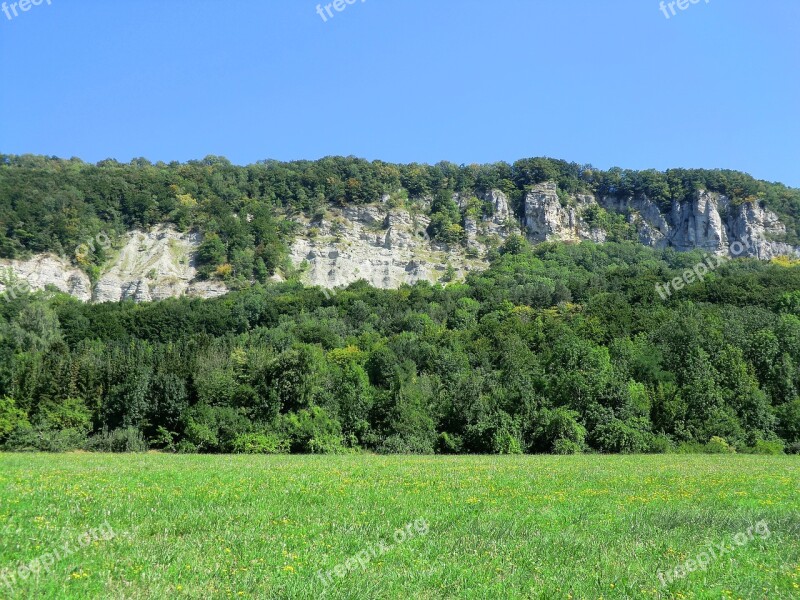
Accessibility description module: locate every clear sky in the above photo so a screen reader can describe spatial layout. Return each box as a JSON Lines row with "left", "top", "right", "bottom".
{"left": 1, "top": 0, "right": 798, "bottom": 186}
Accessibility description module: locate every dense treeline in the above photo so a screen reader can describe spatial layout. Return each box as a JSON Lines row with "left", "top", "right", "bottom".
{"left": 1, "top": 239, "right": 799, "bottom": 454}
{"left": 2, "top": 154, "right": 799, "bottom": 283}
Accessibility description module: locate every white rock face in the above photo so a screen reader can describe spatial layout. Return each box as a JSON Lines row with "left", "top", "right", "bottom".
{"left": 92, "top": 226, "right": 209, "bottom": 302}
{"left": 527, "top": 183, "right": 799, "bottom": 258}
{"left": 0, "top": 226, "right": 230, "bottom": 303}
{"left": 3, "top": 186, "right": 798, "bottom": 303}
{"left": 486, "top": 189, "right": 511, "bottom": 225}
{"left": 666, "top": 191, "right": 729, "bottom": 253}
{"left": 289, "top": 205, "right": 485, "bottom": 289}
{"left": 601, "top": 194, "right": 671, "bottom": 247}
{"left": 523, "top": 182, "right": 605, "bottom": 243}
{"left": 726, "top": 201, "right": 797, "bottom": 259}
{"left": 0, "top": 255, "right": 92, "bottom": 301}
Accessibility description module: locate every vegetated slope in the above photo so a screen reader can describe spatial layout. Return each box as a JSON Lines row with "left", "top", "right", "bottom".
{"left": 1, "top": 154, "right": 799, "bottom": 301}
{"left": 1, "top": 238, "right": 799, "bottom": 455}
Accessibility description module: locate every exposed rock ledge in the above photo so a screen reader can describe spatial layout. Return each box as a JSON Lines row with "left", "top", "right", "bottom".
{"left": 0, "top": 226, "right": 228, "bottom": 303}
{"left": 2, "top": 185, "right": 799, "bottom": 304}
{"left": 0, "top": 255, "right": 92, "bottom": 301}
{"left": 522, "top": 183, "right": 800, "bottom": 259}
{"left": 289, "top": 205, "right": 488, "bottom": 289}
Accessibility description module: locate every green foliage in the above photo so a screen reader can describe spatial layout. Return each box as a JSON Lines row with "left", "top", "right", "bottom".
{"left": 196, "top": 234, "right": 228, "bottom": 279}
{"left": 436, "top": 432, "right": 464, "bottom": 454}
{"left": 36, "top": 397, "right": 92, "bottom": 431}
{"left": 0, "top": 397, "right": 29, "bottom": 441}
{"left": 282, "top": 406, "right": 345, "bottom": 454}
{"left": 647, "top": 434, "right": 674, "bottom": 454}
{"left": 592, "top": 418, "right": 653, "bottom": 454}
{"left": 534, "top": 408, "right": 587, "bottom": 453}
{"left": 231, "top": 432, "right": 290, "bottom": 454}
{"left": 86, "top": 427, "right": 148, "bottom": 453}
{"left": 184, "top": 404, "right": 252, "bottom": 453}
{"left": 677, "top": 435, "right": 744, "bottom": 455}
{"left": 707, "top": 436, "right": 737, "bottom": 454}
{"left": 378, "top": 434, "right": 435, "bottom": 455}
{"left": 552, "top": 438, "right": 582, "bottom": 455}
{"left": 745, "top": 439, "right": 785, "bottom": 455}
{"left": 4, "top": 424, "right": 88, "bottom": 452}
{"left": 776, "top": 398, "right": 800, "bottom": 443}
{"left": 2, "top": 229, "right": 800, "bottom": 454}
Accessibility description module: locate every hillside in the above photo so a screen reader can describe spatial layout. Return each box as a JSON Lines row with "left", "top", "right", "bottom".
{"left": 1, "top": 154, "right": 799, "bottom": 302}
{"left": 1, "top": 236, "right": 800, "bottom": 455}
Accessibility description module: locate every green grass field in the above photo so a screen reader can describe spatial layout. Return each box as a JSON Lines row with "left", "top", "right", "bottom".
{"left": 0, "top": 454, "right": 798, "bottom": 599}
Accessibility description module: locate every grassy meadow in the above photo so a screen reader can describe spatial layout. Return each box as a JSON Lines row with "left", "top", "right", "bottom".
{"left": 0, "top": 454, "right": 798, "bottom": 599}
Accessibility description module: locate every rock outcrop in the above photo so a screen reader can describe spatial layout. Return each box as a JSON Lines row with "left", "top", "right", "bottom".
{"left": 289, "top": 206, "right": 485, "bottom": 289}
{"left": 92, "top": 226, "right": 228, "bottom": 303}
{"left": 525, "top": 184, "right": 799, "bottom": 258}
{"left": 523, "top": 182, "right": 606, "bottom": 243}
{"left": 0, "top": 255, "right": 92, "bottom": 301}
{"left": 2, "top": 185, "right": 798, "bottom": 303}
{"left": 1, "top": 226, "right": 229, "bottom": 304}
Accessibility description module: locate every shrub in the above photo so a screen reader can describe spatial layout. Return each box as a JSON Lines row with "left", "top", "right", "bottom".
{"left": 184, "top": 419, "right": 219, "bottom": 452}
{"left": 647, "top": 434, "right": 674, "bottom": 454}
{"left": 4, "top": 425, "right": 88, "bottom": 452}
{"left": 308, "top": 433, "right": 349, "bottom": 454}
{"left": 87, "top": 427, "right": 148, "bottom": 453}
{"left": 2, "top": 423, "right": 39, "bottom": 451}
{"left": 552, "top": 438, "right": 582, "bottom": 455}
{"left": 378, "top": 434, "right": 435, "bottom": 455}
{"left": 231, "top": 433, "right": 290, "bottom": 454}
{"left": 676, "top": 441, "right": 706, "bottom": 454}
{"left": 436, "top": 432, "right": 463, "bottom": 454}
{"left": 183, "top": 404, "right": 253, "bottom": 453}
{"left": 0, "top": 397, "right": 29, "bottom": 442}
{"left": 36, "top": 398, "right": 92, "bottom": 431}
{"left": 533, "top": 408, "right": 586, "bottom": 453}
{"left": 746, "top": 439, "right": 785, "bottom": 455}
{"left": 282, "top": 406, "right": 343, "bottom": 453}
{"left": 175, "top": 440, "right": 199, "bottom": 454}
{"left": 592, "top": 418, "right": 652, "bottom": 454}
{"left": 152, "top": 427, "right": 177, "bottom": 452}
{"left": 704, "top": 436, "right": 736, "bottom": 454}
{"left": 493, "top": 429, "right": 523, "bottom": 454}
{"left": 464, "top": 412, "right": 522, "bottom": 454}
{"left": 44, "top": 428, "right": 89, "bottom": 452}
{"left": 776, "top": 399, "right": 800, "bottom": 443}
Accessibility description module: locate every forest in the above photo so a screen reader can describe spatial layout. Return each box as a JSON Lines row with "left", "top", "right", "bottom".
{"left": 1, "top": 236, "right": 799, "bottom": 455}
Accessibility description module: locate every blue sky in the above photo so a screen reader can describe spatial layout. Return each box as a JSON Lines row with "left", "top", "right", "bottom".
{"left": 1, "top": 0, "right": 798, "bottom": 186}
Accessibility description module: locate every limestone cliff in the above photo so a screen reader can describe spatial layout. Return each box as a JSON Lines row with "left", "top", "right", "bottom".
{"left": 0, "top": 255, "right": 92, "bottom": 301}
{"left": 0, "top": 226, "right": 228, "bottom": 303}
{"left": 522, "top": 183, "right": 799, "bottom": 258}
{"left": 92, "top": 226, "right": 227, "bottom": 303}
{"left": 522, "top": 182, "right": 606, "bottom": 243}
{"left": 289, "top": 205, "right": 487, "bottom": 289}
{"left": 1, "top": 184, "right": 798, "bottom": 303}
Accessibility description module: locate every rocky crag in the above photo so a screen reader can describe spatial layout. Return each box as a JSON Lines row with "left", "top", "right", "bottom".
{"left": 0, "top": 226, "right": 227, "bottom": 303}
{"left": 1, "top": 184, "right": 798, "bottom": 302}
